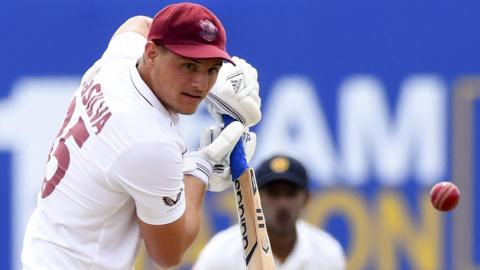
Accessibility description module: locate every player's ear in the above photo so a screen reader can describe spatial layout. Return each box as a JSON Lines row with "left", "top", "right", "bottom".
{"left": 144, "top": 41, "right": 159, "bottom": 65}
{"left": 303, "top": 190, "right": 310, "bottom": 206}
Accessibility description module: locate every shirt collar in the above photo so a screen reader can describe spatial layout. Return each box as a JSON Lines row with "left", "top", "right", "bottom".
{"left": 129, "top": 64, "right": 179, "bottom": 124}
{"left": 274, "top": 220, "right": 311, "bottom": 267}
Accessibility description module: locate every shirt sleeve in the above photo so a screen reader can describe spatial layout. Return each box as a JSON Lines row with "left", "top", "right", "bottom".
{"left": 80, "top": 32, "right": 146, "bottom": 84}
{"left": 107, "top": 141, "right": 186, "bottom": 225}
{"left": 101, "top": 32, "right": 146, "bottom": 63}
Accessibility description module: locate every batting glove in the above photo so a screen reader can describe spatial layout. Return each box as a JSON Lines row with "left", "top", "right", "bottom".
{"left": 198, "top": 124, "right": 256, "bottom": 192}
{"left": 183, "top": 121, "right": 244, "bottom": 190}
{"left": 205, "top": 56, "right": 261, "bottom": 128}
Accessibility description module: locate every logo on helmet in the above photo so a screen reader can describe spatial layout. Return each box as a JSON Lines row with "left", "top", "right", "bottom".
{"left": 270, "top": 157, "right": 290, "bottom": 173}
{"left": 199, "top": 19, "right": 218, "bottom": 42}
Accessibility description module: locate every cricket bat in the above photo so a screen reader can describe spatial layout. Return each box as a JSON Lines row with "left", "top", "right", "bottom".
{"left": 232, "top": 167, "right": 276, "bottom": 269}
{"left": 220, "top": 106, "right": 275, "bottom": 268}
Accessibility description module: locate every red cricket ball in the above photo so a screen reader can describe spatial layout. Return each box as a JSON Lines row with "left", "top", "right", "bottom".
{"left": 430, "top": 181, "right": 460, "bottom": 212}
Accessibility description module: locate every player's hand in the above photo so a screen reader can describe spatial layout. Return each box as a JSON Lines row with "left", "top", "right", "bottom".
{"left": 205, "top": 56, "right": 261, "bottom": 128}
{"left": 183, "top": 121, "right": 245, "bottom": 190}
{"left": 199, "top": 124, "right": 256, "bottom": 192}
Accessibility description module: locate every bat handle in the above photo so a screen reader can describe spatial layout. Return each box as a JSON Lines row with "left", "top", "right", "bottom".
{"left": 222, "top": 115, "right": 248, "bottom": 179}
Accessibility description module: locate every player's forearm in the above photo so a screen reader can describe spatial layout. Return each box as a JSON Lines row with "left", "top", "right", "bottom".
{"left": 182, "top": 175, "right": 207, "bottom": 247}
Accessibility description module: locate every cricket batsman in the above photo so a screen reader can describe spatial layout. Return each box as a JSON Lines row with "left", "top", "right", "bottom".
{"left": 21, "top": 2, "right": 260, "bottom": 269}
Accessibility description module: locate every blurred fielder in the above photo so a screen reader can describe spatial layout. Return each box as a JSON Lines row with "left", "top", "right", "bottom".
{"left": 194, "top": 155, "right": 346, "bottom": 270}
{"left": 21, "top": 2, "right": 261, "bottom": 269}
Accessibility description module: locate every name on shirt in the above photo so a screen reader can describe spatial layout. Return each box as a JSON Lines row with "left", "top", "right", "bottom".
{"left": 80, "top": 69, "right": 112, "bottom": 134}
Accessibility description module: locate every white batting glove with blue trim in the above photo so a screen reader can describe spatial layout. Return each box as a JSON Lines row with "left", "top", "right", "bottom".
{"left": 205, "top": 56, "right": 261, "bottom": 128}
{"left": 183, "top": 121, "right": 244, "bottom": 189}
{"left": 199, "top": 124, "right": 256, "bottom": 192}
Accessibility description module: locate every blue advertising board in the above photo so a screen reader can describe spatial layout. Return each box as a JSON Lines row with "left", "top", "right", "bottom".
{"left": 1, "top": 1, "right": 479, "bottom": 269}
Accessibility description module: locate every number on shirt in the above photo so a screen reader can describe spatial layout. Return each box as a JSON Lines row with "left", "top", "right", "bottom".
{"left": 41, "top": 80, "right": 94, "bottom": 198}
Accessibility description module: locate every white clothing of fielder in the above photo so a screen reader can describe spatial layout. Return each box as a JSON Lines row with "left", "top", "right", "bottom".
{"left": 21, "top": 32, "right": 187, "bottom": 270}
{"left": 194, "top": 220, "right": 346, "bottom": 270}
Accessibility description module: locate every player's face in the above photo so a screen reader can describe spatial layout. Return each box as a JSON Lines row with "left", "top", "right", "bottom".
{"left": 147, "top": 45, "right": 223, "bottom": 114}
{"left": 260, "top": 180, "right": 308, "bottom": 236}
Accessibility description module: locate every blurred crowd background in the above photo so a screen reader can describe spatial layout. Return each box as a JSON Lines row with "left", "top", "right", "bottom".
{"left": 1, "top": 1, "right": 479, "bottom": 269}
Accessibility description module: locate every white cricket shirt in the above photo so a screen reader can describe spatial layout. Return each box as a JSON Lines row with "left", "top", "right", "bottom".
{"left": 193, "top": 220, "right": 346, "bottom": 270}
{"left": 21, "top": 32, "right": 187, "bottom": 270}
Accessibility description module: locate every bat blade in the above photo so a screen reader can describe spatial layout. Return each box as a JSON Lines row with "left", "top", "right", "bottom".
{"left": 233, "top": 168, "right": 276, "bottom": 269}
